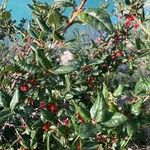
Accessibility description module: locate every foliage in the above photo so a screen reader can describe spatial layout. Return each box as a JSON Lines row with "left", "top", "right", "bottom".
{"left": 0, "top": 0, "right": 150, "bottom": 149}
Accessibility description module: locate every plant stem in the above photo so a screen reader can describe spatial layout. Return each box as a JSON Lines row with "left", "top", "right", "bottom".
{"left": 63, "top": 0, "right": 87, "bottom": 33}
{"left": 122, "top": 135, "right": 132, "bottom": 149}
{"left": 46, "top": 132, "right": 50, "bottom": 150}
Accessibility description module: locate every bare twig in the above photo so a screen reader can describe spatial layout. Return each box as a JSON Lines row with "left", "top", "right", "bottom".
{"left": 63, "top": 0, "right": 87, "bottom": 33}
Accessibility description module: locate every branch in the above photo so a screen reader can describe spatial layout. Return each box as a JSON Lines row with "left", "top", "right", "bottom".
{"left": 63, "top": 0, "right": 87, "bottom": 33}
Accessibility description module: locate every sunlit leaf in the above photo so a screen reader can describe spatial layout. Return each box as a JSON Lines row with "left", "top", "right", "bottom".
{"left": 101, "top": 112, "right": 128, "bottom": 127}
{"left": 90, "top": 92, "right": 107, "bottom": 122}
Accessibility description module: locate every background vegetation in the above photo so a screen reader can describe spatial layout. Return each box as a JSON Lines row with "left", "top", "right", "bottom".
{"left": 0, "top": 0, "right": 150, "bottom": 149}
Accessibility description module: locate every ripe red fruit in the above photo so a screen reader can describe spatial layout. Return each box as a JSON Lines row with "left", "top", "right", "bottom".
{"left": 134, "top": 21, "right": 139, "bottom": 30}
{"left": 126, "top": 15, "right": 134, "bottom": 22}
{"left": 47, "top": 103, "right": 58, "bottom": 113}
{"left": 19, "top": 84, "right": 29, "bottom": 92}
{"left": 125, "top": 15, "right": 134, "bottom": 27}
{"left": 77, "top": 113, "right": 85, "bottom": 124}
{"left": 42, "top": 122, "right": 51, "bottom": 132}
{"left": 115, "top": 50, "right": 123, "bottom": 58}
{"left": 29, "top": 100, "right": 34, "bottom": 106}
{"left": 77, "top": 142, "right": 81, "bottom": 150}
{"left": 125, "top": 21, "right": 131, "bottom": 27}
{"left": 28, "top": 79, "right": 36, "bottom": 86}
{"left": 114, "top": 30, "right": 120, "bottom": 45}
{"left": 86, "top": 76, "right": 96, "bottom": 87}
{"left": 111, "top": 53, "right": 116, "bottom": 61}
{"left": 39, "top": 101, "right": 47, "bottom": 109}
{"left": 63, "top": 118, "right": 69, "bottom": 126}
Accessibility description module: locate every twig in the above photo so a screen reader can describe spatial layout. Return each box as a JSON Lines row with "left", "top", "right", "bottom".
{"left": 63, "top": 0, "right": 87, "bottom": 33}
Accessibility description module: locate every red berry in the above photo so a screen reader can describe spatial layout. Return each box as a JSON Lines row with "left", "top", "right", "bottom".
{"left": 19, "top": 84, "right": 29, "bottom": 92}
{"left": 125, "top": 15, "right": 134, "bottom": 27}
{"left": 126, "top": 15, "right": 134, "bottom": 22}
{"left": 47, "top": 103, "right": 58, "bottom": 113}
{"left": 86, "top": 76, "right": 96, "bottom": 87}
{"left": 125, "top": 20, "right": 131, "bottom": 27}
{"left": 77, "top": 142, "right": 80, "bottom": 150}
{"left": 30, "top": 101, "right": 34, "bottom": 106}
{"left": 42, "top": 122, "right": 51, "bottom": 132}
{"left": 63, "top": 118, "right": 69, "bottom": 126}
{"left": 111, "top": 53, "right": 116, "bottom": 61}
{"left": 28, "top": 98, "right": 34, "bottom": 106}
{"left": 21, "top": 147, "right": 28, "bottom": 150}
{"left": 115, "top": 50, "right": 123, "bottom": 58}
{"left": 77, "top": 113, "right": 85, "bottom": 124}
{"left": 28, "top": 79, "right": 36, "bottom": 86}
{"left": 39, "top": 101, "right": 47, "bottom": 109}
{"left": 134, "top": 21, "right": 139, "bottom": 30}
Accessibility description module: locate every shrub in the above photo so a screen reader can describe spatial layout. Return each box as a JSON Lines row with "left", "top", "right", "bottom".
{"left": 0, "top": 0, "right": 150, "bottom": 149}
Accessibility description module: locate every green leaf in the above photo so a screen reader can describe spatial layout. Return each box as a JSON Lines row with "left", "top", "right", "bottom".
{"left": 79, "top": 123, "right": 97, "bottom": 139}
{"left": 73, "top": 101, "right": 91, "bottom": 122}
{"left": 54, "top": 65, "right": 76, "bottom": 74}
{"left": 135, "top": 38, "right": 147, "bottom": 49}
{"left": 58, "top": 125, "right": 70, "bottom": 136}
{"left": 20, "top": 139, "right": 30, "bottom": 149}
{"left": 135, "top": 77, "right": 150, "bottom": 94}
{"left": 101, "top": 112, "right": 128, "bottom": 127}
{"left": 0, "top": 108, "right": 10, "bottom": 116}
{"left": 0, "top": 113, "right": 12, "bottom": 125}
{"left": 46, "top": 10, "right": 62, "bottom": 28}
{"left": 34, "top": 48, "right": 52, "bottom": 69}
{"left": 83, "top": 141, "right": 100, "bottom": 150}
{"left": 78, "top": 8, "right": 114, "bottom": 34}
{"left": 90, "top": 92, "right": 107, "bottom": 122}
{"left": 87, "top": 59, "right": 104, "bottom": 66}
{"left": 135, "top": 38, "right": 141, "bottom": 50}
{"left": 53, "top": 0, "right": 76, "bottom": 7}
{"left": 27, "top": 4, "right": 34, "bottom": 10}
{"left": 28, "top": 27, "right": 39, "bottom": 39}
{"left": 113, "top": 84, "right": 123, "bottom": 97}
{"left": 0, "top": 0, "right": 8, "bottom": 9}
{"left": 31, "top": 130, "right": 37, "bottom": 139}
{"left": 127, "top": 120, "right": 137, "bottom": 136}
{"left": 0, "top": 76, "right": 11, "bottom": 87}
{"left": 41, "top": 110, "right": 57, "bottom": 123}
{"left": 39, "top": 31, "right": 47, "bottom": 40}
{"left": 35, "top": 17, "right": 51, "bottom": 32}
{"left": 1, "top": 11, "right": 11, "bottom": 20}
{"left": 10, "top": 89, "right": 20, "bottom": 111}
{"left": 141, "top": 7, "right": 145, "bottom": 22}
{"left": 0, "top": 108, "right": 11, "bottom": 125}
{"left": 16, "top": 62, "right": 41, "bottom": 74}
{"left": 2, "top": 65, "right": 20, "bottom": 73}
{"left": 125, "top": 0, "right": 131, "bottom": 5}
{"left": 30, "top": 130, "right": 38, "bottom": 149}
{"left": 102, "top": 83, "right": 109, "bottom": 100}
{"left": 52, "top": 30, "right": 64, "bottom": 41}
{"left": 131, "top": 98, "right": 143, "bottom": 116}
{"left": 32, "top": 120, "right": 43, "bottom": 129}
{"left": 0, "top": 90, "right": 11, "bottom": 107}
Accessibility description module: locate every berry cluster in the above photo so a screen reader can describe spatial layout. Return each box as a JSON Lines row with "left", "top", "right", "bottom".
{"left": 125, "top": 15, "right": 139, "bottom": 29}
{"left": 19, "top": 79, "right": 36, "bottom": 92}
{"left": 111, "top": 50, "right": 123, "bottom": 61}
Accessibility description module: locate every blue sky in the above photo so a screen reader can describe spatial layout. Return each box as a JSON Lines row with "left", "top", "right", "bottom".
{"left": 0, "top": 0, "right": 104, "bottom": 21}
